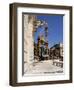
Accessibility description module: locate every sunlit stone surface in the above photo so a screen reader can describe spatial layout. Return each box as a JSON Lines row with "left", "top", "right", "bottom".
{"left": 24, "top": 15, "right": 35, "bottom": 72}
{"left": 24, "top": 60, "right": 63, "bottom": 75}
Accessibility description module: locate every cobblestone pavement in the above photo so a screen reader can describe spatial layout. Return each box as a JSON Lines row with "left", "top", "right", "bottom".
{"left": 24, "top": 60, "right": 63, "bottom": 75}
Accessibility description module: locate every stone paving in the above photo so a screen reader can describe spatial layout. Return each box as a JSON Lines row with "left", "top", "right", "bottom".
{"left": 24, "top": 60, "right": 63, "bottom": 75}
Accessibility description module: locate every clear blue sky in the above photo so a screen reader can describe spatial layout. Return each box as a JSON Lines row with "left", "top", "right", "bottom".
{"left": 34, "top": 14, "right": 63, "bottom": 48}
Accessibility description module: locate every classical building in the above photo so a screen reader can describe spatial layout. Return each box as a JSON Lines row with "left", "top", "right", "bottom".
{"left": 34, "top": 35, "right": 49, "bottom": 61}
{"left": 49, "top": 43, "right": 63, "bottom": 68}
{"left": 49, "top": 43, "right": 63, "bottom": 60}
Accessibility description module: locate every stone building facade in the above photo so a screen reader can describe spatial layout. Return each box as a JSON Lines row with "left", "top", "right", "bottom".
{"left": 34, "top": 35, "right": 49, "bottom": 61}
{"left": 49, "top": 43, "right": 63, "bottom": 61}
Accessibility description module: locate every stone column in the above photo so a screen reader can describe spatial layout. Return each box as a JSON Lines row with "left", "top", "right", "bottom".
{"left": 24, "top": 15, "right": 34, "bottom": 65}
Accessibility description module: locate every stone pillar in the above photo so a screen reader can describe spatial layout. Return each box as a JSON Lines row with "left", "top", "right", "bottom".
{"left": 24, "top": 15, "right": 34, "bottom": 64}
